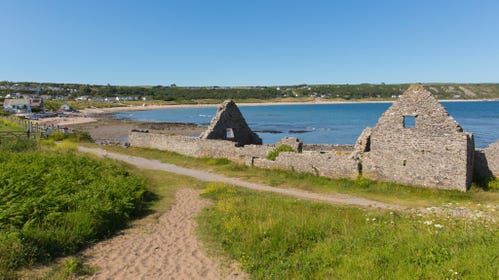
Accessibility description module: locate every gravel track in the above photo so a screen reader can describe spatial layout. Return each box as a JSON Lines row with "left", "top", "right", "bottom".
{"left": 78, "top": 146, "right": 403, "bottom": 211}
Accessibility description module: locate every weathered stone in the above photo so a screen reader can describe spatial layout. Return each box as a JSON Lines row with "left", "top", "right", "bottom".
{"left": 128, "top": 85, "right": 497, "bottom": 192}
{"left": 277, "top": 137, "right": 303, "bottom": 152}
{"left": 364, "top": 84, "right": 474, "bottom": 191}
{"left": 474, "top": 140, "right": 499, "bottom": 178}
{"left": 199, "top": 100, "right": 262, "bottom": 146}
{"left": 351, "top": 127, "right": 372, "bottom": 160}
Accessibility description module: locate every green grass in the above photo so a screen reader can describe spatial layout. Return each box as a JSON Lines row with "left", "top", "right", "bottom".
{"left": 198, "top": 184, "right": 499, "bottom": 279}
{"left": 266, "top": 144, "right": 294, "bottom": 160}
{"left": 14, "top": 166, "right": 210, "bottom": 280}
{"left": 86, "top": 145, "right": 499, "bottom": 209}
{"left": 0, "top": 118, "right": 24, "bottom": 132}
{"left": 0, "top": 146, "right": 150, "bottom": 277}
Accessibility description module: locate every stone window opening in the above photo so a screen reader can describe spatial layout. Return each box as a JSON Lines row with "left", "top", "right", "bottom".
{"left": 403, "top": 115, "right": 416, "bottom": 128}
{"left": 226, "top": 128, "right": 234, "bottom": 139}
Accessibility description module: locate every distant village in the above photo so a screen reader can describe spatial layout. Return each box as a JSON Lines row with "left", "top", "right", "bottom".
{"left": 0, "top": 83, "right": 149, "bottom": 119}
{"left": 2, "top": 82, "right": 499, "bottom": 119}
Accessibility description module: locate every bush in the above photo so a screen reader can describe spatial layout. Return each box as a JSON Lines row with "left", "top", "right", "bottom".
{"left": 487, "top": 178, "right": 499, "bottom": 191}
{"left": 0, "top": 150, "right": 148, "bottom": 273}
{"left": 267, "top": 145, "right": 295, "bottom": 161}
{"left": 47, "top": 131, "right": 66, "bottom": 141}
{"left": 47, "top": 129, "right": 93, "bottom": 143}
{"left": 0, "top": 137, "right": 37, "bottom": 152}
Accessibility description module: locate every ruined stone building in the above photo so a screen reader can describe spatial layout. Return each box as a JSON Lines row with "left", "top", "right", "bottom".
{"left": 362, "top": 84, "right": 475, "bottom": 191}
{"left": 129, "top": 85, "right": 497, "bottom": 192}
{"left": 200, "top": 100, "right": 262, "bottom": 146}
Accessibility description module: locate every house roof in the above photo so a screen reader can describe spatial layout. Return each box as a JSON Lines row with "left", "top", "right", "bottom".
{"left": 3, "top": 99, "right": 30, "bottom": 107}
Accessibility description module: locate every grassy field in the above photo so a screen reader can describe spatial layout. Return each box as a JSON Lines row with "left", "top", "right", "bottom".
{"left": 198, "top": 184, "right": 498, "bottom": 279}
{"left": 89, "top": 145, "right": 499, "bottom": 210}
{"left": 2, "top": 118, "right": 497, "bottom": 278}
{"left": 0, "top": 135, "right": 153, "bottom": 278}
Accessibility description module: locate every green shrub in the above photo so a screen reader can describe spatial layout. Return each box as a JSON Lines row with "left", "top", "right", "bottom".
{"left": 0, "top": 137, "right": 37, "bottom": 152}
{"left": 487, "top": 178, "right": 499, "bottom": 191}
{"left": 48, "top": 131, "right": 66, "bottom": 141}
{"left": 267, "top": 144, "right": 295, "bottom": 161}
{"left": 65, "top": 130, "right": 93, "bottom": 143}
{"left": 47, "top": 130, "right": 93, "bottom": 143}
{"left": 64, "top": 257, "right": 92, "bottom": 276}
{"left": 0, "top": 150, "right": 148, "bottom": 273}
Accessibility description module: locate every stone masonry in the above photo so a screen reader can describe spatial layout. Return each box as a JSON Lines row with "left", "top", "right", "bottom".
{"left": 129, "top": 85, "right": 496, "bottom": 192}
{"left": 199, "top": 100, "right": 262, "bottom": 146}
{"left": 474, "top": 140, "right": 499, "bottom": 179}
{"left": 362, "top": 84, "right": 474, "bottom": 191}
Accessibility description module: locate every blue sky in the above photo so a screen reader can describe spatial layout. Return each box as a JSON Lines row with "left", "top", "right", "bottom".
{"left": 1, "top": 0, "right": 498, "bottom": 86}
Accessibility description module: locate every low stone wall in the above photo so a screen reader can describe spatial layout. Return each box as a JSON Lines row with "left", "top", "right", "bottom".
{"left": 129, "top": 132, "right": 273, "bottom": 163}
{"left": 253, "top": 151, "right": 358, "bottom": 179}
{"left": 129, "top": 131, "right": 497, "bottom": 192}
{"left": 130, "top": 132, "right": 359, "bottom": 179}
{"left": 302, "top": 144, "right": 354, "bottom": 152}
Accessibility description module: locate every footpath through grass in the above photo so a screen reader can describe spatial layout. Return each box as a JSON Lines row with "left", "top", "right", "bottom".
{"left": 198, "top": 184, "right": 498, "bottom": 279}
{"left": 90, "top": 145, "right": 499, "bottom": 210}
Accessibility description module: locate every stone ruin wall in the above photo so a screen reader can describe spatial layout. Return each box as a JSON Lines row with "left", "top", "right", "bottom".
{"left": 128, "top": 132, "right": 272, "bottom": 163}
{"left": 302, "top": 144, "right": 354, "bottom": 152}
{"left": 484, "top": 141, "right": 499, "bottom": 176}
{"left": 128, "top": 86, "right": 497, "bottom": 192}
{"left": 252, "top": 151, "right": 358, "bottom": 179}
{"left": 129, "top": 132, "right": 360, "bottom": 179}
{"left": 362, "top": 85, "right": 474, "bottom": 191}
{"left": 129, "top": 130, "right": 495, "bottom": 191}
{"left": 363, "top": 134, "right": 473, "bottom": 191}
{"left": 474, "top": 140, "right": 499, "bottom": 179}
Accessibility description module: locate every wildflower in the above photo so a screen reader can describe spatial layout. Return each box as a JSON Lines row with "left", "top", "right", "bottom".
{"left": 424, "top": 220, "right": 433, "bottom": 225}
{"left": 434, "top": 224, "right": 443, "bottom": 229}
{"left": 371, "top": 218, "right": 376, "bottom": 221}
{"left": 389, "top": 212, "right": 393, "bottom": 215}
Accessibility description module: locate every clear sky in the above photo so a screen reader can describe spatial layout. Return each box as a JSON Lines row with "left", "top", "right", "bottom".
{"left": 1, "top": 0, "right": 498, "bottom": 86}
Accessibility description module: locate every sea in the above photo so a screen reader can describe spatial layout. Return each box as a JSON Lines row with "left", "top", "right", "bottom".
{"left": 114, "top": 101, "right": 499, "bottom": 148}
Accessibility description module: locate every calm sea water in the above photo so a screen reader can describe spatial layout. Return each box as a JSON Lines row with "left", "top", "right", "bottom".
{"left": 114, "top": 101, "right": 499, "bottom": 148}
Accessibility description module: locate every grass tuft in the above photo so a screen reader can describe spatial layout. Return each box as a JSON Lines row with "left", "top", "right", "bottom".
{"left": 267, "top": 144, "right": 295, "bottom": 161}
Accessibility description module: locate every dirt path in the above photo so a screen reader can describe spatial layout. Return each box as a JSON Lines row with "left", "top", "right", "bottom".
{"left": 78, "top": 146, "right": 495, "bottom": 279}
{"left": 84, "top": 188, "right": 245, "bottom": 280}
{"left": 78, "top": 146, "right": 404, "bottom": 211}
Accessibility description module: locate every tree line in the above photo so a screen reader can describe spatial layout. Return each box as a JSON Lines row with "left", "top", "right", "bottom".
{"left": 2, "top": 81, "right": 499, "bottom": 101}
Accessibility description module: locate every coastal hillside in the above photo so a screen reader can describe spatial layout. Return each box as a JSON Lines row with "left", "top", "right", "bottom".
{"left": 1, "top": 81, "right": 498, "bottom": 102}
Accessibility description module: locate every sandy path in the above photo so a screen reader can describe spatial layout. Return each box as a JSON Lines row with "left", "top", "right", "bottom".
{"left": 85, "top": 188, "right": 245, "bottom": 280}
{"left": 78, "top": 146, "right": 403, "bottom": 210}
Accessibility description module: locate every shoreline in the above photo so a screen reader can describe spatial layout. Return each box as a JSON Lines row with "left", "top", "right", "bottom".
{"left": 81, "top": 98, "right": 499, "bottom": 116}
{"left": 31, "top": 97, "right": 499, "bottom": 128}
